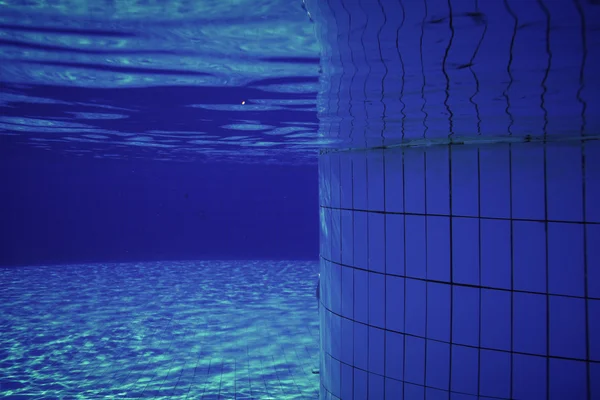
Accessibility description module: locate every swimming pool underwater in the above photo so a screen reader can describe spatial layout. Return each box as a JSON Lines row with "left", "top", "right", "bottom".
{"left": 0, "top": 261, "right": 320, "bottom": 399}
{"left": 0, "top": 0, "right": 322, "bottom": 396}
{"left": 2, "top": 0, "right": 600, "bottom": 398}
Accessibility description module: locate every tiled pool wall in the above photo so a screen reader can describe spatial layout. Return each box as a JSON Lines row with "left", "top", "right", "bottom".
{"left": 318, "top": 142, "right": 600, "bottom": 399}
{"left": 308, "top": 0, "right": 600, "bottom": 398}
{"left": 308, "top": 0, "right": 599, "bottom": 146}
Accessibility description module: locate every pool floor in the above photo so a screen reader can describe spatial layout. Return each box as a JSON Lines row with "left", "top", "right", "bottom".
{"left": 0, "top": 260, "right": 320, "bottom": 399}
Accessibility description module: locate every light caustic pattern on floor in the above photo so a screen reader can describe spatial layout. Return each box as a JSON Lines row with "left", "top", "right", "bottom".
{"left": 0, "top": 260, "right": 320, "bottom": 399}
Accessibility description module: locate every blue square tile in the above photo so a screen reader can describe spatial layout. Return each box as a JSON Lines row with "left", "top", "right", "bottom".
{"left": 590, "top": 363, "right": 600, "bottom": 400}
{"left": 479, "top": 349, "right": 510, "bottom": 398}
{"left": 511, "top": 145, "right": 545, "bottom": 220}
{"left": 426, "top": 146, "right": 450, "bottom": 215}
{"left": 450, "top": 345, "right": 478, "bottom": 395}
{"left": 426, "top": 282, "right": 451, "bottom": 342}
{"left": 426, "top": 387, "right": 450, "bottom": 400}
{"left": 513, "top": 220, "right": 547, "bottom": 293}
{"left": 404, "top": 382, "right": 424, "bottom": 399}
{"left": 385, "top": 214, "right": 405, "bottom": 276}
{"left": 330, "top": 208, "right": 341, "bottom": 264}
{"left": 331, "top": 313, "right": 342, "bottom": 360}
{"left": 353, "top": 323, "right": 368, "bottom": 371}
{"left": 354, "top": 269, "right": 368, "bottom": 324}
{"left": 384, "top": 151, "right": 404, "bottom": 213}
{"left": 480, "top": 289, "right": 511, "bottom": 351}
{"left": 452, "top": 217, "right": 480, "bottom": 286}
{"left": 425, "top": 340, "right": 450, "bottom": 391}
{"left": 405, "top": 215, "right": 426, "bottom": 279}
{"left": 385, "top": 331, "right": 404, "bottom": 381}
{"left": 319, "top": 156, "right": 331, "bottom": 208}
{"left": 451, "top": 146, "right": 479, "bottom": 217}
{"left": 549, "top": 359, "right": 587, "bottom": 400}
{"left": 368, "top": 326, "right": 384, "bottom": 375}
{"left": 341, "top": 265, "right": 354, "bottom": 319}
{"left": 404, "top": 336, "right": 425, "bottom": 386}
{"left": 405, "top": 279, "right": 426, "bottom": 337}
{"left": 368, "top": 372, "right": 384, "bottom": 399}
{"left": 368, "top": 212, "right": 385, "bottom": 273}
{"left": 479, "top": 144, "right": 510, "bottom": 219}
{"left": 585, "top": 141, "right": 600, "bottom": 223}
{"left": 340, "top": 318, "right": 354, "bottom": 365}
{"left": 340, "top": 209, "right": 354, "bottom": 266}
{"left": 513, "top": 292, "right": 547, "bottom": 356}
{"left": 452, "top": 286, "right": 480, "bottom": 347}
{"left": 367, "top": 150, "right": 385, "bottom": 212}
{"left": 353, "top": 211, "right": 368, "bottom": 270}
{"left": 353, "top": 368, "right": 368, "bottom": 400}
{"left": 385, "top": 275, "right": 404, "bottom": 332}
{"left": 351, "top": 153, "right": 368, "bottom": 211}
{"left": 549, "top": 296, "right": 586, "bottom": 360}
{"left": 546, "top": 143, "right": 583, "bottom": 222}
{"left": 340, "top": 155, "right": 354, "bottom": 209}
{"left": 330, "top": 153, "right": 342, "bottom": 210}
{"left": 480, "top": 219, "right": 511, "bottom": 290}
{"left": 589, "top": 299, "right": 600, "bottom": 362}
{"left": 587, "top": 224, "right": 600, "bottom": 298}
{"left": 404, "top": 150, "right": 426, "bottom": 214}
{"left": 548, "top": 223, "right": 584, "bottom": 297}
{"left": 385, "top": 378, "right": 403, "bottom": 400}
{"left": 340, "top": 364, "right": 353, "bottom": 400}
{"left": 368, "top": 273, "right": 385, "bottom": 328}
{"left": 426, "top": 216, "right": 451, "bottom": 282}
{"left": 331, "top": 262, "right": 342, "bottom": 314}
{"left": 330, "top": 357, "right": 341, "bottom": 399}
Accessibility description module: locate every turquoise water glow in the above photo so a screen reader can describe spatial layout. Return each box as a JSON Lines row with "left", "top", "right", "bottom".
{"left": 0, "top": 261, "right": 320, "bottom": 399}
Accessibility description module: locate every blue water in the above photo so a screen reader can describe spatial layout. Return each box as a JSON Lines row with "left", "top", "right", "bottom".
{"left": 0, "top": 0, "right": 324, "bottom": 163}
{"left": 0, "top": 1, "right": 322, "bottom": 266}
{"left": 2, "top": 0, "right": 600, "bottom": 399}
{"left": 0, "top": 0, "right": 323, "bottom": 398}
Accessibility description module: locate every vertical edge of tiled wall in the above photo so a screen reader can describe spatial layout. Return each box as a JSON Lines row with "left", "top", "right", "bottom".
{"left": 311, "top": 0, "right": 600, "bottom": 397}
{"left": 318, "top": 140, "right": 599, "bottom": 399}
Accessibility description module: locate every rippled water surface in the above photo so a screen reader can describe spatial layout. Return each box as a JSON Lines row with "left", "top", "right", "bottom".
{"left": 0, "top": 0, "right": 326, "bottom": 164}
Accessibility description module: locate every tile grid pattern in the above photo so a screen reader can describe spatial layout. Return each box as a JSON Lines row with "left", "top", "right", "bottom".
{"left": 310, "top": 0, "right": 600, "bottom": 397}
{"left": 318, "top": 141, "right": 600, "bottom": 399}
{"left": 0, "top": 261, "right": 320, "bottom": 399}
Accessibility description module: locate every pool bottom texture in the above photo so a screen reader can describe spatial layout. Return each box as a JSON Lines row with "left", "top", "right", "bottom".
{"left": 0, "top": 260, "right": 320, "bottom": 399}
